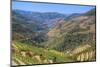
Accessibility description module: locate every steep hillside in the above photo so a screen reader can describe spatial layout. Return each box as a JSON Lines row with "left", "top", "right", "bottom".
{"left": 12, "top": 8, "right": 96, "bottom": 66}
{"left": 12, "top": 10, "right": 49, "bottom": 45}
{"left": 12, "top": 41, "right": 73, "bottom": 66}
{"left": 46, "top": 8, "right": 96, "bottom": 52}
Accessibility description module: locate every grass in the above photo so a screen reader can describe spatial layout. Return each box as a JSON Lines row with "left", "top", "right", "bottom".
{"left": 12, "top": 41, "right": 73, "bottom": 65}
{"left": 12, "top": 40, "right": 95, "bottom": 65}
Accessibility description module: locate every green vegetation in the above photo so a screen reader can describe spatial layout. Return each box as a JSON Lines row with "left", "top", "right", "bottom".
{"left": 12, "top": 8, "right": 96, "bottom": 66}
{"left": 12, "top": 41, "right": 73, "bottom": 65}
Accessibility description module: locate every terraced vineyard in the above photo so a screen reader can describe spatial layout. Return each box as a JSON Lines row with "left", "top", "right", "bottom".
{"left": 12, "top": 41, "right": 73, "bottom": 65}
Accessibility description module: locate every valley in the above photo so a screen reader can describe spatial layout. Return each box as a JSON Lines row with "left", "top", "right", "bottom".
{"left": 12, "top": 8, "right": 96, "bottom": 66}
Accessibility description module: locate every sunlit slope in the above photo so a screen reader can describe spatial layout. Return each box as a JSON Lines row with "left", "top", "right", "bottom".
{"left": 46, "top": 9, "right": 96, "bottom": 51}
{"left": 12, "top": 41, "right": 73, "bottom": 66}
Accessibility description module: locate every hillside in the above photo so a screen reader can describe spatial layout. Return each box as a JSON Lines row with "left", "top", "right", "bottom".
{"left": 45, "top": 8, "right": 96, "bottom": 62}
{"left": 12, "top": 41, "right": 73, "bottom": 66}
{"left": 46, "top": 9, "right": 96, "bottom": 51}
{"left": 12, "top": 8, "right": 96, "bottom": 66}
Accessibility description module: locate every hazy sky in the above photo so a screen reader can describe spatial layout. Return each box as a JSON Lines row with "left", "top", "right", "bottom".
{"left": 12, "top": 1, "right": 95, "bottom": 14}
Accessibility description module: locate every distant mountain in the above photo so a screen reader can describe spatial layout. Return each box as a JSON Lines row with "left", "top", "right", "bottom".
{"left": 12, "top": 10, "right": 68, "bottom": 44}
{"left": 64, "top": 13, "right": 82, "bottom": 21}
{"left": 84, "top": 8, "right": 96, "bottom": 16}
{"left": 12, "top": 10, "right": 68, "bottom": 27}
{"left": 13, "top": 15, "right": 49, "bottom": 46}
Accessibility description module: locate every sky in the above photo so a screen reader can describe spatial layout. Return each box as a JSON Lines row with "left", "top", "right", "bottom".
{"left": 12, "top": 1, "right": 95, "bottom": 14}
